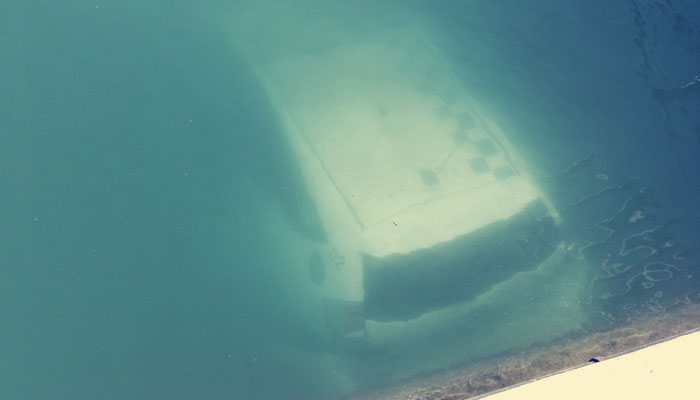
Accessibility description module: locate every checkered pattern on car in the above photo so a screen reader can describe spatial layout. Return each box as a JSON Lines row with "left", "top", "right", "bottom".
{"left": 399, "top": 46, "right": 519, "bottom": 187}
{"left": 427, "top": 90, "right": 517, "bottom": 187}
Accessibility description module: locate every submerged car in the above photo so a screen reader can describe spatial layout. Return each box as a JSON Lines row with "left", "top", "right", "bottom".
{"left": 229, "top": 4, "right": 562, "bottom": 346}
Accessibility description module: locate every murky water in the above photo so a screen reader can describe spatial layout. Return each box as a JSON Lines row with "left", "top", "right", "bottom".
{"left": 2, "top": 1, "right": 699, "bottom": 399}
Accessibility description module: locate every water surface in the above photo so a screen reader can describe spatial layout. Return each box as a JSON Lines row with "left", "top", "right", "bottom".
{"left": 2, "top": 1, "right": 699, "bottom": 399}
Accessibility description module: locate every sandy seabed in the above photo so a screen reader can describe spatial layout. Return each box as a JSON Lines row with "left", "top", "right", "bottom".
{"left": 347, "top": 303, "right": 700, "bottom": 400}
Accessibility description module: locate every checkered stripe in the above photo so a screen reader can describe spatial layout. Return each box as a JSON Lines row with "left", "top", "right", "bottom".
{"left": 431, "top": 90, "right": 516, "bottom": 183}
{"left": 396, "top": 54, "right": 518, "bottom": 186}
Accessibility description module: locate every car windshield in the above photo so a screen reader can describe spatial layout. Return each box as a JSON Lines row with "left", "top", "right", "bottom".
{"left": 2, "top": 1, "right": 699, "bottom": 399}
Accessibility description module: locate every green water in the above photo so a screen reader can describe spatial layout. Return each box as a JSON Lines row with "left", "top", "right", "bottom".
{"left": 3, "top": 1, "right": 700, "bottom": 399}
{"left": 1, "top": 2, "right": 315, "bottom": 398}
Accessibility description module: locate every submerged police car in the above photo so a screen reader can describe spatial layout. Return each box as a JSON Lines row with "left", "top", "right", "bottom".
{"left": 230, "top": 4, "right": 562, "bottom": 346}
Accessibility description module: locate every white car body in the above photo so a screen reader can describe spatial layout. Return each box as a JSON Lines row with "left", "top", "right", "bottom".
{"left": 229, "top": 2, "right": 561, "bottom": 342}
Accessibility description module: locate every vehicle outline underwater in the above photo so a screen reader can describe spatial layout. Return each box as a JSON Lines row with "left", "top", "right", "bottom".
{"left": 226, "top": 3, "right": 583, "bottom": 368}
{"left": 249, "top": 30, "right": 564, "bottom": 338}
